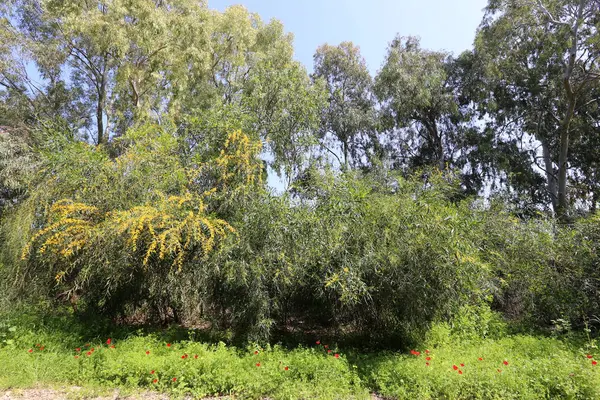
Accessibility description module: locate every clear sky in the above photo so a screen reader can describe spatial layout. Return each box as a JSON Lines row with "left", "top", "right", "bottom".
{"left": 208, "top": 0, "right": 488, "bottom": 74}
{"left": 208, "top": 0, "right": 488, "bottom": 191}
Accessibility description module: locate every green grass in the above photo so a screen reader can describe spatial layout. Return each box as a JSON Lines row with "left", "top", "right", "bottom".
{"left": 1, "top": 311, "right": 599, "bottom": 399}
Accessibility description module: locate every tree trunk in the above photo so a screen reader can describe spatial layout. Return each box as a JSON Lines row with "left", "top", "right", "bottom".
{"left": 541, "top": 139, "right": 558, "bottom": 212}
{"left": 96, "top": 77, "right": 106, "bottom": 145}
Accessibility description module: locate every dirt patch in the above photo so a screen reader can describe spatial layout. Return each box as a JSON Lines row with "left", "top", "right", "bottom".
{"left": 0, "top": 387, "right": 172, "bottom": 400}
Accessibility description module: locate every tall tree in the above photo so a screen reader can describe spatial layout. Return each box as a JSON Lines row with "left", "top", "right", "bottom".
{"left": 312, "top": 42, "right": 377, "bottom": 170}
{"left": 477, "top": 0, "right": 600, "bottom": 217}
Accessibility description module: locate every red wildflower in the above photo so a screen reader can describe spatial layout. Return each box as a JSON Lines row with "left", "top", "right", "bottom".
{"left": 74, "top": 355, "right": 79, "bottom": 359}
{"left": 503, "top": 360, "right": 509, "bottom": 366}
{"left": 327, "top": 350, "right": 332, "bottom": 354}
{"left": 334, "top": 353, "right": 340, "bottom": 358}
{"left": 593, "top": 360, "right": 598, "bottom": 366}
{"left": 110, "top": 345, "right": 115, "bottom": 349}
{"left": 284, "top": 366, "right": 289, "bottom": 371}
{"left": 35, "top": 343, "right": 41, "bottom": 347}
{"left": 254, "top": 350, "right": 258, "bottom": 355}
{"left": 458, "top": 370, "right": 463, "bottom": 375}
{"left": 425, "top": 362, "right": 430, "bottom": 366}
{"left": 172, "top": 377, "right": 177, "bottom": 382}
{"left": 460, "top": 363, "right": 465, "bottom": 367}
{"left": 76, "top": 348, "right": 81, "bottom": 352}
{"left": 256, "top": 363, "right": 261, "bottom": 367}
{"left": 91, "top": 348, "right": 95, "bottom": 352}
{"left": 146, "top": 350, "right": 150, "bottom": 355}
{"left": 316, "top": 341, "right": 320, "bottom": 345}
{"left": 39, "top": 346, "right": 44, "bottom": 351}
{"left": 324, "top": 345, "right": 328, "bottom": 349}
{"left": 194, "top": 354, "right": 198, "bottom": 359}
{"left": 85, "top": 343, "right": 90, "bottom": 347}
{"left": 106, "top": 338, "right": 111, "bottom": 345}
{"left": 453, "top": 365, "right": 458, "bottom": 370}
{"left": 426, "top": 356, "right": 431, "bottom": 361}
{"left": 425, "top": 349, "right": 430, "bottom": 354}
{"left": 28, "top": 348, "right": 33, "bottom": 353}
{"left": 150, "top": 370, "right": 155, "bottom": 374}
{"left": 166, "top": 343, "right": 171, "bottom": 348}
{"left": 153, "top": 379, "right": 158, "bottom": 384}
{"left": 478, "top": 357, "right": 483, "bottom": 361}
{"left": 86, "top": 351, "right": 92, "bottom": 356}
{"left": 181, "top": 355, "right": 186, "bottom": 359}
{"left": 587, "top": 354, "right": 593, "bottom": 359}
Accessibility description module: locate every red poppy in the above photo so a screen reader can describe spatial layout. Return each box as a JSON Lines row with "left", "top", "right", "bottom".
{"left": 194, "top": 354, "right": 198, "bottom": 359}
{"left": 426, "top": 356, "right": 431, "bottom": 361}
{"left": 106, "top": 338, "right": 111, "bottom": 345}
{"left": 460, "top": 363, "right": 465, "bottom": 367}
{"left": 150, "top": 370, "right": 155, "bottom": 374}
{"left": 28, "top": 348, "right": 33, "bottom": 353}
{"left": 324, "top": 345, "right": 328, "bottom": 349}
{"left": 334, "top": 353, "right": 340, "bottom": 358}
{"left": 327, "top": 350, "right": 332, "bottom": 354}
{"left": 316, "top": 341, "right": 320, "bottom": 345}
{"left": 256, "top": 363, "right": 261, "bottom": 367}
{"left": 458, "top": 370, "right": 463, "bottom": 375}
{"left": 91, "top": 348, "right": 95, "bottom": 352}
{"left": 146, "top": 350, "right": 150, "bottom": 355}
{"left": 284, "top": 366, "right": 289, "bottom": 371}
{"left": 166, "top": 343, "right": 171, "bottom": 348}
{"left": 153, "top": 379, "right": 158, "bottom": 384}
{"left": 110, "top": 345, "right": 115, "bottom": 349}
{"left": 453, "top": 365, "right": 458, "bottom": 370}
{"left": 593, "top": 360, "right": 598, "bottom": 366}
{"left": 503, "top": 360, "right": 509, "bottom": 366}
{"left": 254, "top": 350, "right": 259, "bottom": 355}
{"left": 587, "top": 354, "right": 593, "bottom": 359}
{"left": 86, "top": 351, "right": 92, "bottom": 356}
{"left": 74, "top": 355, "right": 79, "bottom": 359}
{"left": 181, "top": 355, "right": 186, "bottom": 359}
{"left": 172, "top": 377, "right": 177, "bottom": 382}
{"left": 76, "top": 348, "right": 81, "bottom": 352}
{"left": 85, "top": 343, "right": 90, "bottom": 347}
{"left": 35, "top": 343, "right": 41, "bottom": 347}
{"left": 478, "top": 357, "right": 483, "bottom": 361}
{"left": 425, "top": 349, "right": 430, "bottom": 354}
{"left": 425, "top": 362, "right": 430, "bottom": 366}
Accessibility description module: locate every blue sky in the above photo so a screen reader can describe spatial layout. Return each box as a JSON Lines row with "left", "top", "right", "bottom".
{"left": 208, "top": 0, "right": 488, "bottom": 191}
{"left": 209, "top": 0, "right": 488, "bottom": 74}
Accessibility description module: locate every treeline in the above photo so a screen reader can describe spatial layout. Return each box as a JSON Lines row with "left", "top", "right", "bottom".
{"left": 0, "top": 0, "right": 599, "bottom": 345}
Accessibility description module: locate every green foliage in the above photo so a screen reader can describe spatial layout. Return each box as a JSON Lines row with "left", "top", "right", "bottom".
{"left": 363, "top": 335, "right": 600, "bottom": 399}
{"left": 1, "top": 310, "right": 599, "bottom": 399}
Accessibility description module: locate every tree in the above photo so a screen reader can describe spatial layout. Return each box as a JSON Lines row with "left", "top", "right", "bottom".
{"left": 312, "top": 42, "right": 377, "bottom": 170}
{"left": 477, "top": 0, "right": 600, "bottom": 218}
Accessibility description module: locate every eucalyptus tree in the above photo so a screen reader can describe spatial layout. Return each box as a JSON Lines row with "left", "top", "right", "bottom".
{"left": 312, "top": 42, "right": 378, "bottom": 171}
{"left": 5, "top": 0, "right": 211, "bottom": 144}
{"left": 477, "top": 0, "right": 600, "bottom": 217}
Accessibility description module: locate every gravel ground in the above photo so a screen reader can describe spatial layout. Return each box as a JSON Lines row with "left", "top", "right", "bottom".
{"left": 0, "top": 387, "right": 177, "bottom": 400}
{"left": 0, "top": 387, "right": 386, "bottom": 399}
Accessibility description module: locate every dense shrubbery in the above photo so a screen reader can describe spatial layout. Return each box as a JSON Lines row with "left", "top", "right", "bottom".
{"left": 2, "top": 123, "right": 600, "bottom": 348}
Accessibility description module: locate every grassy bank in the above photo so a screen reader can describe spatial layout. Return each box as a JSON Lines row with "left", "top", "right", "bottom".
{"left": 1, "top": 311, "right": 599, "bottom": 399}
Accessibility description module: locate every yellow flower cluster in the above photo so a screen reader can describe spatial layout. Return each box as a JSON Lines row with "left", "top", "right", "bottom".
{"left": 215, "top": 130, "right": 263, "bottom": 187}
{"left": 21, "top": 200, "right": 98, "bottom": 262}
{"left": 112, "top": 192, "right": 235, "bottom": 272}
